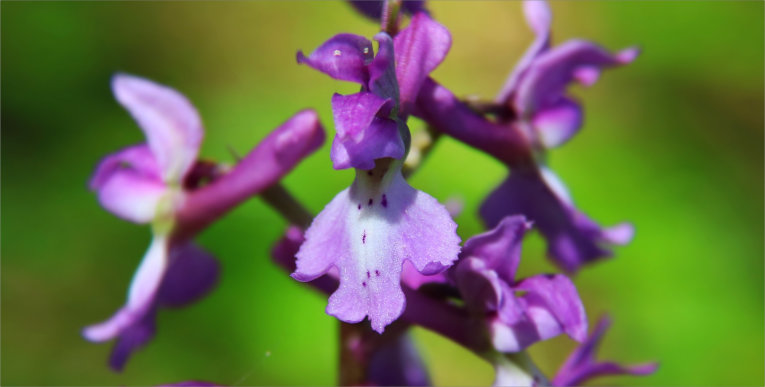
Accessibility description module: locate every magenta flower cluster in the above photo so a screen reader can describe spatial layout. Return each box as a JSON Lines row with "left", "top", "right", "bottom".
{"left": 83, "top": 1, "right": 657, "bottom": 385}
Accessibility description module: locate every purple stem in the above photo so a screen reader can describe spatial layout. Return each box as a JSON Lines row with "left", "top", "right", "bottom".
{"left": 174, "top": 110, "right": 325, "bottom": 240}
{"left": 415, "top": 77, "right": 534, "bottom": 167}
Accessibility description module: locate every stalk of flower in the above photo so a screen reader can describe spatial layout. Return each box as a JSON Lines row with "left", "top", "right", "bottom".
{"left": 414, "top": 0, "right": 639, "bottom": 273}
{"left": 83, "top": 74, "right": 324, "bottom": 370}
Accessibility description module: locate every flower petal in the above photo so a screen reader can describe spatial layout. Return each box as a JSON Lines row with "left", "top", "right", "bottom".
{"left": 112, "top": 74, "right": 203, "bottom": 183}
{"left": 532, "top": 97, "right": 583, "bottom": 148}
{"left": 480, "top": 166, "right": 632, "bottom": 273}
{"left": 513, "top": 40, "right": 639, "bottom": 117}
{"left": 368, "top": 33, "right": 401, "bottom": 105}
{"left": 553, "top": 316, "right": 659, "bottom": 386}
{"left": 346, "top": 0, "right": 426, "bottom": 20}
{"left": 90, "top": 145, "right": 167, "bottom": 223}
{"left": 514, "top": 274, "right": 588, "bottom": 342}
{"left": 330, "top": 104, "right": 406, "bottom": 170}
{"left": 294, "top": 168, "right": 460, "bottom": 332}
{"left": 393, "top": 12, "right": 451, "bottom": 114}
{"left": 461, "top": 215, "right": 531, "bottom": 283}
{"left": 158, "top": 243, "right": 220, "bottom": 307}
{"left": 108, "top": 308, "right": 157, "bottom": 371}
{"left": 296, "top": 33, "right": 374, "bottom": 84}
{"left": 83, "top": 235, "right": 168, "bottom": 342}
{"left": 496, "top": 0, "right": 552, "bottom": 103}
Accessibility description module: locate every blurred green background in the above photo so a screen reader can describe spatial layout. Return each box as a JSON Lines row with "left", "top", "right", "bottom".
{"left": 2, "top": 1, "right": 763, "bottom": 385}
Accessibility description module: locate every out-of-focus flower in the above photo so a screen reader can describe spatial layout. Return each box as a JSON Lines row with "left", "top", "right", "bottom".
{"left": 553, "top": 316, "right": 658, "bottom": 386}
{"left": 480, "top": 165, "right": 634, "bottom": 273}
{"left": 346, "top": 0, "right": 426, "bottom": 21}
{"left": 85, "top": 74, "right": 325, "bottom": 370}
{"left": 84, "top": 74, "right": 218, "bottom": 370}
{"left": 453, "top": 216, "right": 587, "bottom": 352}
{"left": 496, "top": 0, "right": 639, "bottom": 149}
{"left": 415, "top": 0, "right": 637, "bottom": 273}
{"left": 294, "top": 15, "right": 459, "bottom": 333}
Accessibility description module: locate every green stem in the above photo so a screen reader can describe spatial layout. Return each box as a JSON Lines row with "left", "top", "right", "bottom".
{"left": 260, "top": 183, "right": 313, "bottom": 228}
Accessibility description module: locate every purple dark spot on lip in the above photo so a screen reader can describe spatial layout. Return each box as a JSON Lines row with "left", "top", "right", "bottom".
{"left": 362, "top": 230, "right": 367, "bottom": 244}
{"left": 366, "top": 271, "right": 370, "bottom": 278}
{"left": 362, "top": 282, "right": 367, "bottom": 287}
{"left": 358, "top": 203, "right": 362, "bottom": 210}
{"left": 375, "top": 270, "right": 380, "bottom": 276}
{"left": 368, "top": 198, "right": 373, "bottom": 206}
{"left": 367, "top": 170, "right": 373, "bottom": 176}
{"left": 381, "top": 194, "right": 388, "bottom": 208}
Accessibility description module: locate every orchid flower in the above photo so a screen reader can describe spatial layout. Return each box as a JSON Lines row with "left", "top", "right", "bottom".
{"left": 84, "top": 74, "right": 217, "bottom": 370}
{"left": 293, "top": 13, "right": 460, "bottom": 333}
{"left": 415, "top": 0, "right": 638, "bottom": 273}
{"left": 84, "top": 74, "right": 325, "bottom": 370}
{"left": 453, "top": 215, "right": 588, "bottom": 353}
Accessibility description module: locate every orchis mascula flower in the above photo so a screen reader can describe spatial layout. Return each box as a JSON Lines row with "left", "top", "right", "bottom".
{"left": 84, "top": 74, "right": 218, "bottom": 370}
{"left": 553, "top": 316, "right": 658, "bottom": 386}
{"left": 85, "top": 74, "right": 325, "bottom": 370}
{"left": 454, "top": 215, "right": 587, "bottom": 353}
{"left": 415, "top": 0, "right": 637, "bottom": 273}
{"left": 293, "top": 13, "right": 459, "bottom": 333}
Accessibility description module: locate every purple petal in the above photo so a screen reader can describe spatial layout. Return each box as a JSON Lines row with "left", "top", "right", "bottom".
{"left": 393, "top": 12, "right": 451, "bottom": 114}
{"left": 108, "top": 308, "right": 157, "bottom": 371}
{"left": 175, "top": 110, "right": 325, "bottom": 238}
{"left": 346, "top": 0, "right": 426, "bottom": 20}
{"left": 158, "top": 243, "right": 220, "bottom": 307}
{"left": 271, "top": 225, "right": 305, "bottom": 272}
{"left": 90, "top": 144, "right": 167, "bottom": 224}
{"left": 479, "top": 166, "right": 632, "bottom": 273}
{"left": 330, "top": 94, "right": 405, "bottom": 169}
{"left": 83, "top": 235, "right": 169, "bottom": 343}
{"left": 514, "top": 274, "right": 587, "bottom": 342}
{"left": 112, "top": 74, "right": 203, "bottom": 183}
{"left": 368, "top": 332, "right": 431, "bottom": 386}
{"left": 495, "top": 0, "right": 552, "bottom": 103}
{"left": 294, "top": 170, "right": 460, "bottom": 333}
{"left": 297, "top": 33, "right": 374, "bottom": 84}
{"left": 368, "top": 33, "right": 401, "bottom": 104}
{"left": 454, "top": 256, "right": 525, "bottom": 326}
{"left": 332, "top": 92, "right": 392, "bottom": 140}
{"left": 532, "top": 97, "right": 582, "bottom": 148}
{"left": 461, "top": 215, "right": 531, "bottom": 283}
{"left": 401, "top": 260, "right": 447, "bottom": 289}
{"left": 415, "top": 78, "right": 531, "bottom": 166}
{"left": 553, "top": 316, "right": 658, "bottom": 386}
{"left": 513, "top": 40, "right": 639, "bottom": 117}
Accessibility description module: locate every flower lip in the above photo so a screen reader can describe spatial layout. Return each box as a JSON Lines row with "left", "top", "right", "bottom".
{"left": 292, "top": 160, "right": 460, "bottom": 333}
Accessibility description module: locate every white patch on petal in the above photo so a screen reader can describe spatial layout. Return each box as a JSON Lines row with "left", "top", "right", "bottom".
{"left": 300, "top": 162, "right": 460, "bottom": 333}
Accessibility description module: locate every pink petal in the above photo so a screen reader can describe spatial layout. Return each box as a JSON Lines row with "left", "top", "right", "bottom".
{"left": 90, "top": 144, "right": 167, "bottom": 224}
{"left": 112, "top": 74, "right": 203, "bottom": 183}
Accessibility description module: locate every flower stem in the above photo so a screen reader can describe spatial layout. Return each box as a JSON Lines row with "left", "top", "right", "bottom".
{"left": 260, "top": 183, "right": 313, "bottom": 229}
{"left": 381, "top": 0, "right": 402, "bottom": 36}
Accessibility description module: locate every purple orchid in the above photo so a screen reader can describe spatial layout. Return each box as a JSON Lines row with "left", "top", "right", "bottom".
{"left": 553, "top": 316, "right": 658, "bottom": 386}
{"left": 480, "top": 165, "right": 634, "bottom": 273}
{"left": 293, "top": 14, "right": 459, "bottom": 333}
{"left": 84, "top": 74, "right": 218, "bottom": 370}
{"left": 85, "top": 74, "right": 325, "bottom": 370}
{"left": 453, "top": 215, "right": 588, "bottom": 352}
{"left": 496, "top": 0, "right": 639, "bottom": 149}
{"left": 414, "top": 0, "right": 637, "bottom": 273}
